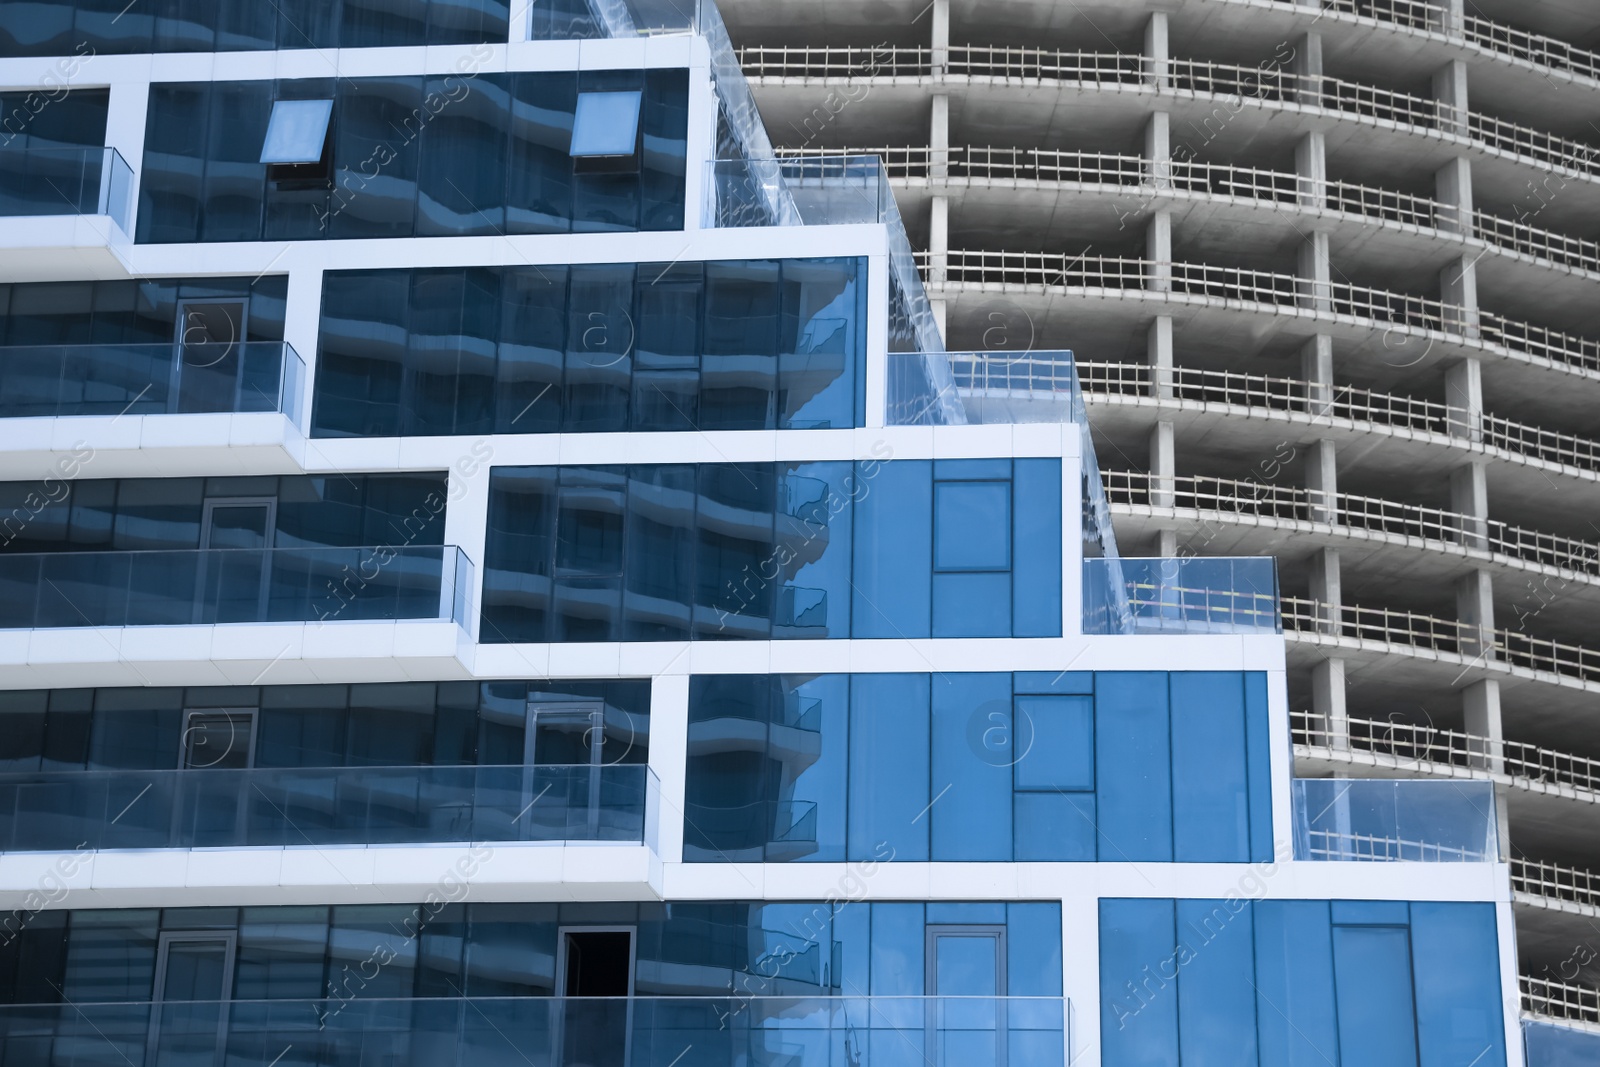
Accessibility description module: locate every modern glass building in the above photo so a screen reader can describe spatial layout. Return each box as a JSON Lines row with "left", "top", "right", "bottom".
{"left": 0, "top": 0, "right": 1566, "bottom": 1063}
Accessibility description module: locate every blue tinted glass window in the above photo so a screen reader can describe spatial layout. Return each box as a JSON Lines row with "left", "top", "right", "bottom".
{"left": 571, "top": 91, "right": 642, "bottom": 157}
{"left": 1254, "top": 902, "right": 1340, "bottom": 1067}
{"left": 934, "top": 481, "right": 1010, "bottom": 571}
{"left": 1333, "top": 925, "right": 1420, "bottom": 1067}
{"left": 851, "top": 460, "right": 932, "bottom": 639}
{"left": 1409, "top": 903, "right": 1505, "bottom": 1067}
{"left": 931, "top": 673, "right": 1012, "bottom": 861}
{"left": 1244, "top": 672, "right": 1273, "bottom": 862}
{"left": 1014, "top": 695, "right": 1092, "bottom": 791}
{"left": 1176, "top": 900, "right": 1259, "bottom": 1066}
{"left": 1100, "top": 899, "right": 1178, "bottom": 1066}
{"left": 1171, "top": 672, "right": 1250, "bottom": 862}
{"left": 259, "top": 99, "right": 332, "bottom": 163}
{"left": 1012, "top": 459, "right": 1062, "bottom": 637}
{"left": 1095, "top": 673, "right": 1173, "bottom": 861}
{"left": 932, "top": 571, "right": 1011, "bottom": 638}
{"left": 848, "top": 674, "right": 929, "bottom": 862}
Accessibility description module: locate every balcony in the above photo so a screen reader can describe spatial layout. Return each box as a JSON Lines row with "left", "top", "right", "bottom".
{"left": 1083, "top": 556, "right": 1282, "bottom": 635}
{"left": 0, "top": 341, "right": 307, "bottom": 476}
{"left": 1293, "top": 778, "right": 1500, "bottom": 862}
{"left": 0, "top": 764, "right": 654, "bottom": 852}
{"left": 0, "top": 148, "right": 134, "bottom": 279}
{"left": 0, "top": 545, "right": 472, "bottom": 630}
{"left": 0, "top": 995, "right": 1067, "bottom": 1066}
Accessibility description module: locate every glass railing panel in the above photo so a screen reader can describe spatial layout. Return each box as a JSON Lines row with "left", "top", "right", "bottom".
{"left": 0, "top": 147, "right": 133, "bottom": 229}
{"left": 0, "top": 997, "right": 1066, "bottom": 1066}
{"left": 1524, "top": 1019, "right": 1600, "bottom": 1065}
{"left": 0, "top": 765, "right": 654, "bottom": 850}
{"left": 0, "top": 545, "right": 469, "bottom": 629}
{"left": 0, "top": 342, "right": 304, "bottom": 424}
{"left": 1293, "top": 778, "right": 1499, "bottom": 862}
{"left": 1083, "top": 556, "right": 1282, "bottom": 635}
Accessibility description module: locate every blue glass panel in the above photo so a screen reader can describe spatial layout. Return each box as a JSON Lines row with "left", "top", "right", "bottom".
{"left": 1013, "top": 671, "right": 1091, "bottom": 695}
{"left": 1014, "top": 695, "right": 1092, "bottom": 791}
{"left": 1254, "top": 901, "right": 1341, "bottom": 1067}
{"left": 934, "top": 481, "right": 1010, "bottom": 571}
{"left": 1332, "top": 900, "right": 1411, "bottom": 926}
{"left": 570, "top": 91, "right": 642, "bottom": 157}
{"left": 1525, "top": 1022, "right": 1600, "bottom": 1067}
{"left": 1100, "top": 899, "right": 1178, "bottom": 1067}
{"left": 850, "top": 461, "right": 931, "bottom": 639}
{"left": 1410, "top": 903, "right": 1506, "bottom": 1067}
{"left": 868, "top": 903, "right": 924, "bottom": 996}
{"left": 848, "top": 675, "right": 928, "bottom": 862}
{"left": 1012, "top": 459, "right": 1063, "bottom": 637}
{"left": 930, "top": 673, "right": 1012, "bottom": 861}
{"left": 1171, "top": 672, "right": 1250, "bottom": 862}
{"left": 932, "top": 572, "right": 1011, "bottom": 637}
{"left": 1014, "top": 792, "right": 1095, "bottom": 861}
{"left": 1244, "top": 671, "right": 1273, "bottom": 862}
{"left": 779, "top": 257, "right": 861, "bottom": 429}
{"left": 1007, "top": 904, "right": 1062, "bottom": 996}
{"left": 260, "top": 99, "right": 332, "bottom": 163}
{"left": 1176, "top": 900, "right": 1259, "bottom": 1067}
{"left": 1095, "top": 674, "right": 1172, "bottom": 862}
{"left": 777, "top": 462, "right": 853, "bottom": 640}
{"left": 1333, "top": 925, "right": 1420, "bottom": 1067}
{"left": 782, "top": 675, "right": 848, "bottom": 862}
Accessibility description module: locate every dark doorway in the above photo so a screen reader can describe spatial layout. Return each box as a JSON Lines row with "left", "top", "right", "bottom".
{"left": 558, "top": 929, "right": 634, "bottom": 1067}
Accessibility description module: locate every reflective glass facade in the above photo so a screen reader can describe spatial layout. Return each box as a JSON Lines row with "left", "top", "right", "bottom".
{"left": 137, "top": 71, "right": 688, "bottom": 243}
{"left": 684, "top": 671, "right": 1273, "bottom": 863}
{"left": 480, "top": 460, "right": 1063, "bottom": 643}
{"left": 1101, "top": 899, "right": 1507, "bottom": 1067}
{"left": 0, "top": 1, "right": 509, "bottom": 56}
{"left": 313, "top": 258, "right": 866, "bottom": 437}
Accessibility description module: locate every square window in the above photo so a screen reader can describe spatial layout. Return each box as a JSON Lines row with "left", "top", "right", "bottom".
{"left": 933, "top": 481, "right": 1010, "bottom": 571}
{"left": 570, "top": 91, "right": 642, "bottom": 158}
{"left": 260, "top": 99, "right": 334, "bottom": 164}
{"left": 1014, "top": 695, "right": 1093, "bottom": 791}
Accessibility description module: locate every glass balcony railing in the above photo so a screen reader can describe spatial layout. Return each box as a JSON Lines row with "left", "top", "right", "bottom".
{"left": 0, "top": 995, "right": 1067, "bottom": 1066}
{"left": 0, "top": 764, "right": 653, "bottom": 852}
{"left": 0, "top": 545, "right": 472, "bottom": 629}
{"left": 0, "top": 342, "right": 304, "bottom": 425}
{"left": 1083, "top": 556, "right": 1282, "bottom": 635}
{"left": 1293, "top": 778, "right": 1500, "bottom": 862}
{"left": 1524, "top": 1019, "right": 1600, "bottom": 1065}
{"left": 0, "top": 147, "right": 134, "bottom": 232}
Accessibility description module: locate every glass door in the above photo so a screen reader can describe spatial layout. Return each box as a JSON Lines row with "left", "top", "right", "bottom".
{"left": 174, "top": 299, "right": 248, "bottom": 413}
{"left": 926, "top": 926, "right": 1006, "bottom": 1067}
{"left": 198, "top": 499, "right": 275, "bottom": 624}
{"left": 148, "top": 932, "right": 235, "bottom": 1067}
{"left": 526, "top": 703, "right": 605, "bottom": 839}
{"left": 177, "top": 710, "right": 257, "bottom": 847}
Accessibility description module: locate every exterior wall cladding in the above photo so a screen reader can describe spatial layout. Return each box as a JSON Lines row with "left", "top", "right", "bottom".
{"left": 0, "top": 0, "right": 1591, "bottom": 1064}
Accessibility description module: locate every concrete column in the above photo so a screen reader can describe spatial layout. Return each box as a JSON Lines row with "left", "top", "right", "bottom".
{"left": 1146, "top": 211, "right": 1173, "bottom": 293}
{"left": 1297, "top": 231, "right": 1332, "bottom": 312}
{"left": 1143, "top": 13, "right": 1169, "bottom": 89}
{"left": 1433, "top": 59, "right": 1470, "bottom": 138}
{"left": 1309, "top": 547, "right": 1343, "bottom": 636}
{"left": 1456, "top": 569, "right": 1498, "bottom": 659}
{"left": 929, "top": 97, "right": 949, "bottom": 288}
{"left": 1147, "top": 317, "right": 1175, "bottom": 400}
{"left": 1305, "top": 438, "right": 1338, "bottom": 523}
{"left": 1295, "top": 131, "right": 1328, "bottom": 210}
{"left": 1433, "top": 0, "right": 1465, "bottom": 37}
{"left": 1450, "top": 461, "right": 1490, "bottom": 550}
{"left": 1462, "top": 678, "right": 1504, "bottom": 773}
{"left": 1311, "top": 659, "right": 1350, "bottom": 750}
{"left": 1150, "top": 421, "right": 1176, "bottom": 507}
{"left": 1445, "top": 357, "right": 1484, "bottom": 443}
{"left": 1144, "top": 111, "right": 1171, "bottom": 188}
{"left": 1291, "top": 32, "right": 1324, "bottom": 106}
{"left": 1300, "top": 335, "right": 1335, "bottom": 417}
{"left": 930, "top": 94, "right": 950, "bottom": 179}
{"left": 1440, "top": 253, "right": 1480, "bottom": 338}
{"left": 1435, "top": 156, "right": 1474, "bottom": 237}
{"left": 931, "top": 0, "right": 949, "bottom": 74}
{"left": 1156, "top": 530, "right": 1179, "bottom": 557}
